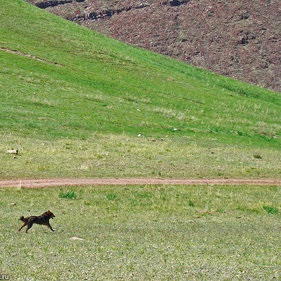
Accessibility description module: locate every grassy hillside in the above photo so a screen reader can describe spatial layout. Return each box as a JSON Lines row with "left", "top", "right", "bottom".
{"left": 27, "top": 0, "right": 281, "bottom": 92}
{"left": 0, "top": 0, "right": 281, "bottom": 179}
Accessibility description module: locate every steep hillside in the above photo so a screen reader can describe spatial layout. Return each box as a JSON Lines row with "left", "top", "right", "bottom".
{"left": 26, "top": 0, "right": 281, "bottom": 92}
{"left": 1, "top": 0, "right": 281, "bottom": 179}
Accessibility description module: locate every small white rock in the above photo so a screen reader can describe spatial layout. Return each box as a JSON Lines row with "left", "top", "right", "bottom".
{"left": 70, "top": 236, "right": 84, "bottom": 241}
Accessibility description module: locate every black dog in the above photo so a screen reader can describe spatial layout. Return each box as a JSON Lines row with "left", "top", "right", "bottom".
{"left": 18, "top": 210, "right": 55, "bottom": 233}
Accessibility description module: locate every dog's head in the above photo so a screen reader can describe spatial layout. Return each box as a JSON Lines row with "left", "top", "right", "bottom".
{"left": 46, "top": 210, "right": 55, "bottom": 219}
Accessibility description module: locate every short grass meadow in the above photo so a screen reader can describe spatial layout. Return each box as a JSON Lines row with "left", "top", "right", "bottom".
{"left": 0, "top": 185, "right": 280, "bottom": 280}
{"left": 0, "top": 1, "right": 281, "bottom": 280}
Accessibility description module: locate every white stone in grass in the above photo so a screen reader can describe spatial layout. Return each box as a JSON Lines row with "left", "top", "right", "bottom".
{"left": 70, "top": 236, "right": 84, "bottom": 241}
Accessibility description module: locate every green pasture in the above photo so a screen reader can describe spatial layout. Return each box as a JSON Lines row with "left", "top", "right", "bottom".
{"left": 0, "top": 185, "right": 280, "bottom": 280}
{"left": 1, "top": 2, "right": 281, "bottom": 281}
{"left": 1, "top": 133, "right": 281, "bottom": 179}
{"left": 0, "top": 0, "right": 281, "bottom": 179}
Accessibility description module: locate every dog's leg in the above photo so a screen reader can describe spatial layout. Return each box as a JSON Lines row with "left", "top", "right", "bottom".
{"left": 18, "top": 223, "right": 26, "bottom": 232}
{"left": 26, "top": 222, "right": 33, "bottom": 233}
{"left": 46, "top": 222, "right": 55, "bottom": 231}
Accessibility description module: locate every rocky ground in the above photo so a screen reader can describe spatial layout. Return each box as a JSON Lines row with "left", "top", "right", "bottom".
{"left": 26, "top": 0, "right": 280, "bottom": 92}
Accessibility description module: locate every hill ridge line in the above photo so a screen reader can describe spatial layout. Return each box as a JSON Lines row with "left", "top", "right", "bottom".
{"left": 0, "top": 178, "right": 280, "bottom": 188}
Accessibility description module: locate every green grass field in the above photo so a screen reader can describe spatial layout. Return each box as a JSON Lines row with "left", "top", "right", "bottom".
{"left": 0, "top": 185, "right": 280, "bottom": 280}
{"left": 0, "top": 2, "right": 281, "bottom": 280}
{"left": 1, "top": 0, "right": 281, "bottom": 179}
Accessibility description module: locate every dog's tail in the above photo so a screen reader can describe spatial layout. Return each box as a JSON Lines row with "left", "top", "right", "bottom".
{"left": 19, "top": 216, "right": 25, "bottom": 221}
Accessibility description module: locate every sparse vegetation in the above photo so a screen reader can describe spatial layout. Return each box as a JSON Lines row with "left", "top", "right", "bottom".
{"left": 59, "top": 191, "right": 77, "bottom": 199}
{"left": 106, "top": 193, "right": 118, "bottom": 201}
{"left": 263, "top": 205, "right": 279, "bottom": 215}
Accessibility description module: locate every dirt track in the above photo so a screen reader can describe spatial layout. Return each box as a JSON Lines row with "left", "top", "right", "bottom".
{"left": 0, "top": 178, "right": 281, "bottom": 188}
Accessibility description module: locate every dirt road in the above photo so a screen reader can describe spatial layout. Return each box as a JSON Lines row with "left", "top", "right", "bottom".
{"left": 0, "top": 178, "right": 280, "bottom": 188}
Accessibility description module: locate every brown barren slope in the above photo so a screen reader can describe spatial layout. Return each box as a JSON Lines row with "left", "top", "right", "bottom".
{"left": 26, "top": 0, "right": 281, "bottom": 92}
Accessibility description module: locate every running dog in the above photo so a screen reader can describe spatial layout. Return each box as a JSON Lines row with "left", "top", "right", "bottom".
{"left": 18, "top": 210, "right": 55, "bottom": 233}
